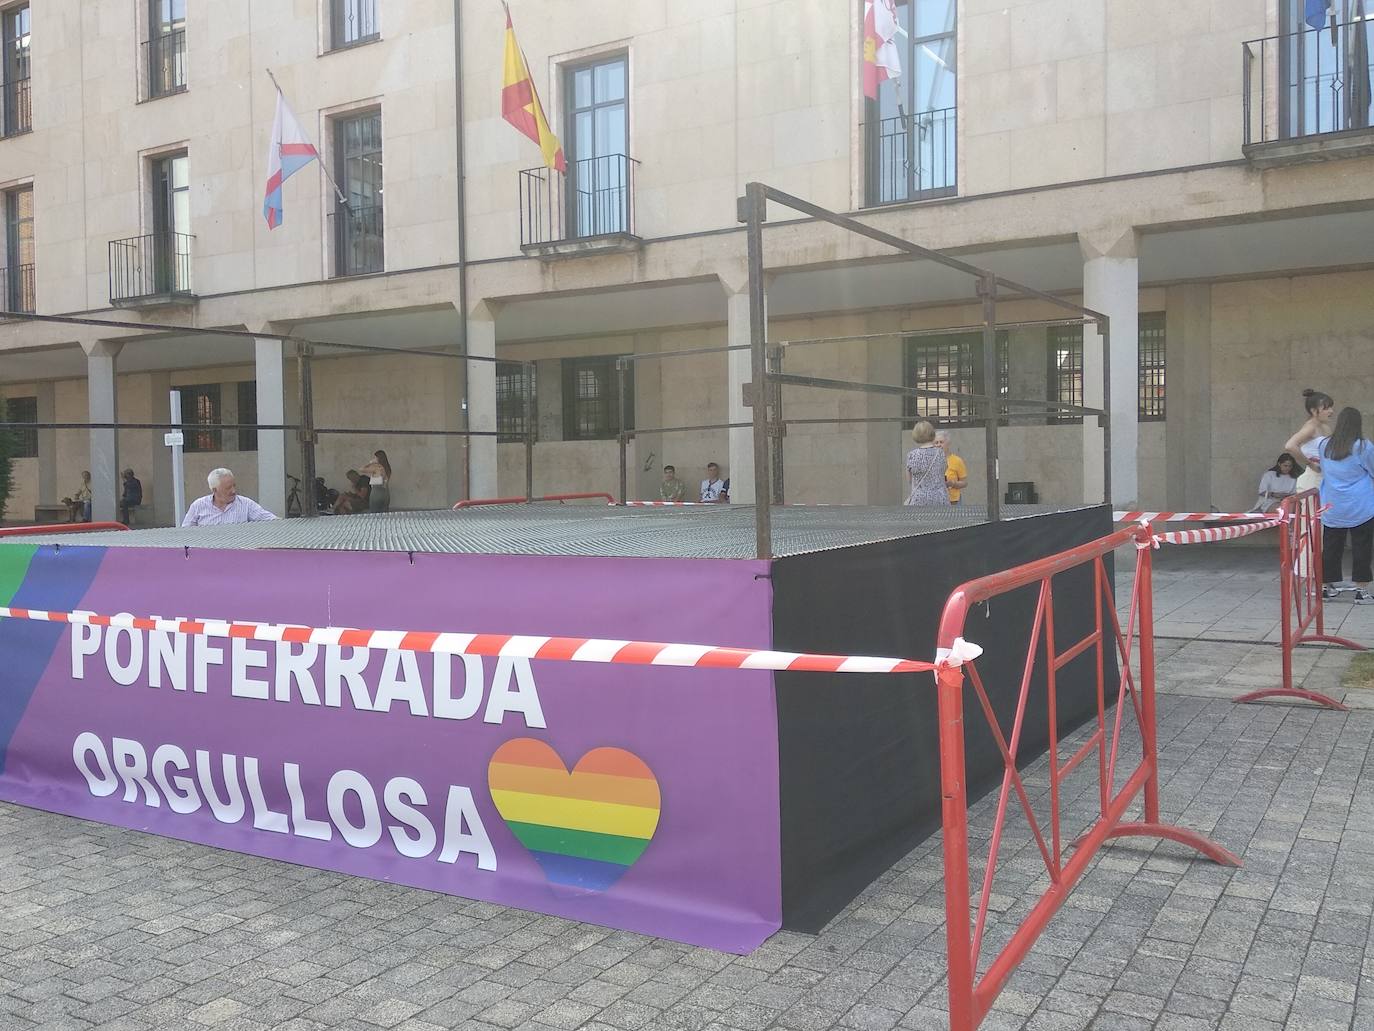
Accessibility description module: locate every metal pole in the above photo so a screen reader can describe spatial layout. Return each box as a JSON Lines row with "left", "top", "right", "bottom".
{"left": 524, "top": 363, "right": 534, "bottom": 503}
{"left": 744, "top": 182, "right": 772, "bottom": 559}
{"left": 616, "top": 356, "right": 629, "bottom": 505}
{"left": 767, "top": 345, "right": 785, "bottom": 505}
{"left": 1100, "top": 317, "right": 1112, "bottom": 507}
{"left": 980, "top": 275, "right": 1000, "bottom": 523}
{"left": 936, "top": 661, "right": 976, "bottom": 1031}
{"left": 297, "top": 342, "right": 319, "bottom": 518}
{"left": 168, "top": 389, "right": 186, "bottom": 525}
{"left": 1134, "top": 524, "right": 1160, "bottom": 824}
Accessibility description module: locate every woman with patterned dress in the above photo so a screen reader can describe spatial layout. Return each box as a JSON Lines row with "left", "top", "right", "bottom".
{"left": 905, "top": 420, "right": 950, "bottom": 507}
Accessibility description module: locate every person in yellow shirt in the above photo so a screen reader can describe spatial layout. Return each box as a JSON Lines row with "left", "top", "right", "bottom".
{"left": 936, "top": 430, "right": 968, "bottom": 505}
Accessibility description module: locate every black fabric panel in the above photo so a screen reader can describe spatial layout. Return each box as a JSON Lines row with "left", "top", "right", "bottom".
{"left": 772, "top": 506, "right": 1117, "bottom": 933}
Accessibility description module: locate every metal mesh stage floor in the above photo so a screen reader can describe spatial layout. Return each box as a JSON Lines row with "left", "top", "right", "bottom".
{"left": 8, "top": 504, "right": 1094, "bottom": 559}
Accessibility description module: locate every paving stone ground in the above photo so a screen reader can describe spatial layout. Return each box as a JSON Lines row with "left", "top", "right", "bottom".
{"left": 3, "top": 547, "right": 1374, "bottom": 1030}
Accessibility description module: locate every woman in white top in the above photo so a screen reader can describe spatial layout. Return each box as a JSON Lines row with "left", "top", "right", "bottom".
{"left": 359, "top": 449, "right": 392, "bottom": 513}
{"left": 1285, "top": 388, "right": 1336, "bottom": 493}
{"left": 1254, "top": 452, "right": 1301, "bottom": 513}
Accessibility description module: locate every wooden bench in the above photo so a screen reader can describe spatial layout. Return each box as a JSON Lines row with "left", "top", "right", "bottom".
{"left": 33, "top": 504, "right": 71, "bottom": 524}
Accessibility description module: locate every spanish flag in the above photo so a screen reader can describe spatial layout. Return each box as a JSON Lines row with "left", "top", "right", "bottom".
{"left": 502, "top": 4, "right": 566, "bottom": 172}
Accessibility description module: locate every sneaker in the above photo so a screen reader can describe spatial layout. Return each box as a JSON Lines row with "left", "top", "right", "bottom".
{"left": 1323, "top": 585, "right": 1343, "bottom": 600}
{"left": 1354, "top": 589, "right": 1374, "bottom": 605}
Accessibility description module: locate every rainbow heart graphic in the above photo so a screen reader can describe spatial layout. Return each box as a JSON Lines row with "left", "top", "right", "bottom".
{"left": 488, "top": 738, "right": 661, "bottom": 892}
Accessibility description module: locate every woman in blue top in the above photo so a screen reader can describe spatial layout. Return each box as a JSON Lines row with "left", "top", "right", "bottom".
{"left": 1317, "top": 407, "right": 1374, "bottom": 603}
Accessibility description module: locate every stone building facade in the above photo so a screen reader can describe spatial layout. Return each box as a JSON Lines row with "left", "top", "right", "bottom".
{"left": 1, "top": 0, "right": 1372, "bottom": 522}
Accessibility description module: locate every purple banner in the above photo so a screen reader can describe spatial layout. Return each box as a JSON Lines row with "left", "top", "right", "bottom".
{"left": 0, "top": 544, "right": 782, "bottom": 952}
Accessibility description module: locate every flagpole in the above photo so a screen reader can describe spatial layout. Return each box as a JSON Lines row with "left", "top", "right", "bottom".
{"left": 265, "top": 67, "right": 349, "bottom": 207}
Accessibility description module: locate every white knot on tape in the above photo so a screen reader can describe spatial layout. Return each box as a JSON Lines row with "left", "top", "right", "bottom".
{"left": 935, "top": 637, "right": 983, "bottom": 668}
{"left": 1133, "top": 519, "right": 1161, "bottom": 550}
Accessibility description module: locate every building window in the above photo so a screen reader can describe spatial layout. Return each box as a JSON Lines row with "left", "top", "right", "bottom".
{"left": 145, "top": 0, "right": 187, "bottom": 100}
{"left": 331, "top": 109, "right": 383, "bottom": 277}
{"left": 1, "top": 3, "right": 30, "bottom": 137}
{"left": 1048, "top": 325, "right": 1084, "bottom": 424}
{"left": 330, "top": 0, "right": 379, "bottom": 51}
{"left": 562, "top": 356, "right": 633, "bottom": 441}
{"left": 564, "top": 54, "right": 630, "bottom": 237}
{"left": 177, "top": 384, "right": 221, "bottom": 453}
{"left": 151, "top": 151, "right": 193, "bottom": 293}
{"left": 6, "top": 393, "right": 36, "bottom": 457}
{"left": 3, "top": 183, "right": 33, "bottom": 313}
{"left": 237, "top": 381, "right": 258, "bottom": 452}
{"left": 1138, "top": 312, "right": 1166, "bottom": 422}
{"left": 903, "top": 332, "right": 1008, "bottom": 427}
{"left": 496, "top": 363, "right": 534, "bottom": 443}
{"left": 864, "top": 0, "right": 957, "bottom": 205}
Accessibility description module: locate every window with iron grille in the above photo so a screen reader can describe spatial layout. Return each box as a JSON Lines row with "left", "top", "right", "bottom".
{"left": 331, "top": 109, "right": 384, "bottom": 277}
{"left": 496, "top": 363, "right": 535, "bottom": 443}
{"left": 863, "top": 0, "right": 957, "bottom": 205}
{"left": 6, "top": 393, "right": 36, "bottom": 457}
{"left": 1047, "top": 325, "right": 1084, "bottom": 424}
{"left": 2, "top": 4, "right": 31, "bottom": 138}
{"left": 237, "top": 381, "right": 258, "bottom": 452}
{"left": 1138, "top": 312, "right": 1166, "bottom": 422}
{"left": 562, "top": 356, "right": 633, "bottom": 441}
{"left": 903, "top": 332, "right": 1008, "bottom": 426}
{"left": 329, "top": 0, "right": 379, "bottom": 50}
{"left": 177, "top": 384, "right": 221, "bottom": 452}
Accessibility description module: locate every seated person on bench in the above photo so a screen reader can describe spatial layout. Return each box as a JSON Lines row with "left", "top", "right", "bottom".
{"left": 120, "top": 468, "right": 143, "bottom": 525}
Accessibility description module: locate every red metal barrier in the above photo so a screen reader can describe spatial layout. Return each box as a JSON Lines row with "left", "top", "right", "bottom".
{"left": 1233, "top": 489, "right": 1363, "bottom": 711}
{"left": 452, "top": 492, "right": 615, "bottom": 510}
{"left": 0, "top": 522, "right": 129, "bottom": 537}
{"left": 933, "top": 522, "right": 1240, "bottom": 1031}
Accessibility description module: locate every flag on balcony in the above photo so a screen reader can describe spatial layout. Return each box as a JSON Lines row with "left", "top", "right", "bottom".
{"left": 1351, "top": 0, "right": 1371, "bottom": 129}
{"left": 863, "top": 0, "right": 902, "bottom": 100}
{"left": 501, "top": 4, "right": 566, "bottom": 172}
{"left": 1305, "top": 0, "right": 1331, "bottom": 32}
{"left": 263, "top": 90, "right": 320, "bottom": 230}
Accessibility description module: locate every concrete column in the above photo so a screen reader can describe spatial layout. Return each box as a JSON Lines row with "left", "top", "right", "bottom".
{"left": 1080, "top": 228, "right": 1139, "bottom": 507}
{"left": 254, "top": 337, "right": 288, "bottom": 516}
{"left": 633, "top": 333, "right": 664, "bottom": 502}
{"left": 441, "top": 356, "right": 467, "bottom": 505}
{"left": 82, "top": 340, "right": 123, "bottom": 522}
{"left": 725, "top": 289, "right": 758, "bottom": 504}
{"left": 465, "top": 305, "right": 498, "bottom": 499}
{"left": 147, "top": 371, "right": 173, "bottom": 526}
{"left": 35, "top": 382, "right": 56, "bottom": 505}
{"left": 1164, "top": 284, "right": 1213, "bottom": 511}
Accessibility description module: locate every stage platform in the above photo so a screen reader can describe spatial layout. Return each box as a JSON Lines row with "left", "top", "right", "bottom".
{"left": 0, "top": 502, "right": 1116, "bottom": 953}
{"left": 11, "top": 503, "right": 1079, "bottom": 557}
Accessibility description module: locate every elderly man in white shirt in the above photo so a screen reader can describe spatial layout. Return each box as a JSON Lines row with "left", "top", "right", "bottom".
{"left": 182, "top": 468, "right": 278, "bottom": 527}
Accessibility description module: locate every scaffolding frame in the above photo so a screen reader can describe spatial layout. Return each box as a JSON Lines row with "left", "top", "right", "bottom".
{"left": 738, "top": 182, "right": 1111, "bottom": 559}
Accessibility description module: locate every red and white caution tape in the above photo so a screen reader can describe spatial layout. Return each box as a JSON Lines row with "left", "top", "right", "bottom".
{"left": 0, "top": 606, "right": 982, "bottom": 676}
{"left": 1142, "top": 515, "right": 1285, "bottom": 548}
{"left": 1114, "top": 511, "right": 1267, "bottom": 523}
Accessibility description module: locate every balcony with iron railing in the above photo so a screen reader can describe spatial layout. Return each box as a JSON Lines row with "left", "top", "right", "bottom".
{"left": 1, "top": 76, "right": 31, "bottom": 137}
{"left": 142, "top": 29, "right": 187, "bottom": 100}
{"left": 0, "top": 263, "right": 34, "bottom": 314}
{"left": 329, "top": 204, "right": 384, "bottom": 277}
{"left": 519, "top": 153, "right": 640, "bottom": 257}
{"left": 1243, "top": 17, "right": 1374, "bottom": 165}
{"left": 109, "top": 232, "right": 195, "bottom": 307}
{"left": 864, "top": 106, "right": 957, "bottom": 207}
